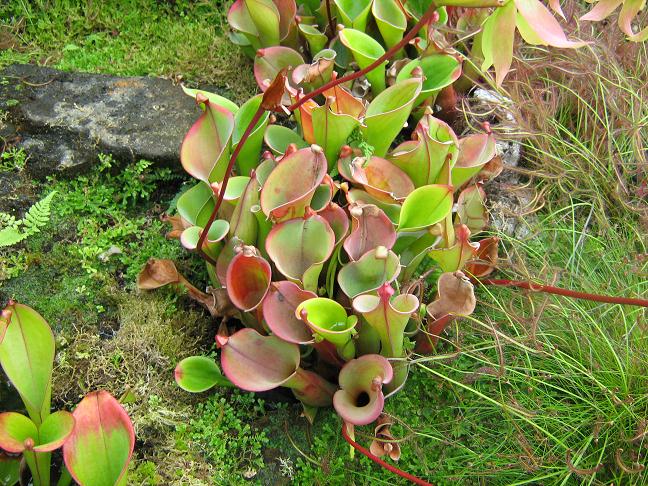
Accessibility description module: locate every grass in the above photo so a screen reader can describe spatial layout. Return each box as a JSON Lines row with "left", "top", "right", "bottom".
{"left": 0, "top": 0, "right": 256, "bottom": 103}
{"left": 1, "top": 1, "right": 647, "bottom": 484}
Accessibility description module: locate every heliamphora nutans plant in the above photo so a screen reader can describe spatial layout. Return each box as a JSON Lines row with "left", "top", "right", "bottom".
{"left": 142, "top": 2, "right": 500, "bottom": 444}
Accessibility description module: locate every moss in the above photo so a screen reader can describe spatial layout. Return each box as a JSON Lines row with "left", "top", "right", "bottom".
{"left": 53, "top": 291, "right": 221, "bottom": 483}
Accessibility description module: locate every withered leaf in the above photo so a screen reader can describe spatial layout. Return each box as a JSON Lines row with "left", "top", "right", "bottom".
{"left": 426, "top": 271, "right": 476, "bottom": 318}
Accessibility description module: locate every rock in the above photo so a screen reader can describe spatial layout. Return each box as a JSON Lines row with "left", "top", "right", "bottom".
{"left": 0, "top": 171, "right": 36, "bottom": 214}
{"left": 0, "top": 64, "right": 212, "bottom": 178}
{"left": 466, "top": 88, "right": 535, "bottom": 239}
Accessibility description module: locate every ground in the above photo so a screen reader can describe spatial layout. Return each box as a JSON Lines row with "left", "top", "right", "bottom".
{"left": 0, "top": 1, "right": 647, "bottom": 485}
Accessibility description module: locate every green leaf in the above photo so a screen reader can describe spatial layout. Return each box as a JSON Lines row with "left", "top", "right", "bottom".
{"left": 180, "top": 101, "right": 234, "bottom": 184}
{"left": 175, "top": 356, "right": 231, "bottom": 392}
{"left": 298, "top": 24, "right": 328, "bottom": 55}
{"left": 353, "top": 288, "right": 419, "bottom": 358}
{"left": 35, "top": 411, "right": 75, "bottom": 453}
{"left": 229, "top": 0, "right": 282, "bottom": 48}
{"left": 388, "top": 113, "right": 459, "bottom": 187}
{"left": 246, "top": 0, "right": 281, "bottom": 46}
{"left": 396, "top": 54, "right": 462, "bottom": 106}
{"left": 338, "top": 29, "right": 386, "bottom": 94}
{"left": 63, "top": 391, "right": 135, "bottom": 486}
{"left": 295, "top": 298, "right": 358, "bottom": 359}
{"left": 260, "top": 146, "right": 328, "bottom": 221}
{"left": 228, "top": 176, "right": 260, "bottom": 245}
{"left": 181, "top": 86, "right": 239, "bottom": 114}
{"left": 398, "top": 184, "right": 453, "bottom": 232}
{"left": 228, "top": 0, "right": 262, "bottom": 49}
{"left": 262, "top": 281, "right": 317, "bottom": 344}
{"left": 254, "top": 46, "right": 304, "bottom": 90}
{"left": 337, "top": 247, "right": 401, "bottom": 298}
{"left": 180, "top": 221, "right": 229, "bottom": 260}
{"left": 0, "top": 412, "right": 37, "bottom": 453}
{"left": 428, "top": 224, "right": 479, "bottom": 272}
{"left": 451, "top": 133, "right": 496, "bottom": 188}
{"left": 221, "top": 329, "right": 300, "bottom": 391}
{"left": 264, "top": 125, "right": 309, "bottom": 155}
{"left": 403, "top": 0, "right": 436, "bottom": 19}
{"left": 312, "top": 100, "right": 360, "bottom": 170}
{"left": 176, "top": 182, "right": 215, "bottom": 228}
{"left": 0, "top": 452, "right": 20, "bottom": 486}
{"left": 346, "top": 189, "right": 401, "bottom": 223}
{"left": 333, "top": 355, "right": 392, "bottom": 425}
{"left": 361, "top": 78, "right": 422, "bottom": 157}
{"left": 372, "top": 0, "right": 407, "bottom": 49}
{"left": 338, "top": 155, "right": 414, "bottom": 202}
{"left": 480, "top": 0, "right": 516, "bottom": 87}
{"left": 334, "top": 0, "right": 373, "bottom": 31}
{"left": 0, "top": 303, "right": 54, "bottom": 426}
{"left": 233, "top": 95, "right": 270, "bottom": 177}
{"left": 266, "top": 215, "right": 335, "bottom": 291}
{"left": 344, "top": 203, "right": 396, "bottom": 261}
{"left": 395, "top": 230, "right": 439, "bottom": 281}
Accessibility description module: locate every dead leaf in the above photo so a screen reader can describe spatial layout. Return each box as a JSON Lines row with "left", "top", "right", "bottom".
{"left": 137, "top": 259, "right": 238, "bottom": 319}
{"left": 369, "top": 415, "right": 401, "bottom": 461}
{"left": 303, "top": 58, "right": 334, "bottom": 84}
{"left": 465, "top": 236, "right": 499, "bottom": 278}
{"left": 426, "top": 271, "right": 476, "bottom": 318}
{"left": 137, "top": 258, "right": 181, "bottom": 289}
{"left": 261, "top": 68, "right": 288, "bottom": 111}
{"left": 477, "top": 155, "right": 503, "bottom": 182}
{"left": 161, "top": 213, "right": 187, "bottom": 239}
{"left": 202, "top": 287, "right": 239, "bottom": 320}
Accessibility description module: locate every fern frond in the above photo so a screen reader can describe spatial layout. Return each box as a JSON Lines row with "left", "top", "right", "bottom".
{"left": 0, "top": 227, "right": 26, "bottom": 247}
{"left": 0, "top": 191, "right": 56, "bottom": 247}
{"left": 22, "top": 191, "right": 56, "bottom": 234}
{"left": 0, "top": 213, "right": 17, "bottom": 230}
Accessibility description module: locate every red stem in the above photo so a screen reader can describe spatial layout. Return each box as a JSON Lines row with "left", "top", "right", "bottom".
{"left": 341, "top": 423, "right": 434, "bottom": 486}
{"left": 196, "top": 106, "right": 266, "bottom": 265}
{"left": 288, "top": 4, "right": 439, "bottom": 111}
{"left": 478, "top": 279, "right": 648, "bottom": 307}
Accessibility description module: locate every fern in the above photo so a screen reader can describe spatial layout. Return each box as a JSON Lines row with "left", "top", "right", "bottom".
{"left": 0, "top": 191, "right": 56, "bottom": 247}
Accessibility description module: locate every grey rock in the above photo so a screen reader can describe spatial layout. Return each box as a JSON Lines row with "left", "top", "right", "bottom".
{"left": 466, "top": 87, "right": 534, "bottom": 239}
{"left": 1, "top": 64, "right": 209, "bottom": 178}
{"left": 486, "top": 183, "right": 534, "bottom": 241}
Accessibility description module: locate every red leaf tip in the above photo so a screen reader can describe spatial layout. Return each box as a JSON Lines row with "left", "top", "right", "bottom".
{"left": 24, "top": 438, "right": 35, "bottom": 451}
{"left": 371, "top": 376, "right": 383, "bottom": 391}
{"left": 340, "top": 145, "right": 353, "bottom": 158}
{"left": 377, "top": 283, "right": 395, "bottom": 302}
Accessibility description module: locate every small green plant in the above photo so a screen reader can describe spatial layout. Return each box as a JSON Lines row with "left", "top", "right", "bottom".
{"left": 0, "top": 302, "right": 136, "bottom": 486}
{"left": 0, "top": 192, "right": 55, "bottom": 248}
{"left": 0, "top": 147, "right": 27, "bottom": 172}
{"left": 177, "top": 392, "right": 270, "bottom": 483}
{"left": 48, "top": 155, "right": 180, "bottom": 277}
